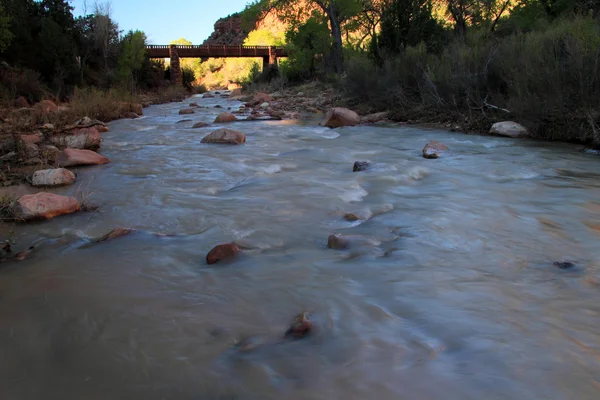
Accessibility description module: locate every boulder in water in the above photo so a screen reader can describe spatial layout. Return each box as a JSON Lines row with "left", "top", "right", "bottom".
{"left": 179, "top": 108, "right": 195, "bottom": 115}
{"left": 32, "top": 168, "right": 76, "bottom": 187}
{"left": 361, "top": 112, "right": 388, "bottom": 124}
{"left": 490, "top": 121, "right": 529, "bottom": 138}
{"left": 201, "top": 128, "right": 246, "bottom": 145}
{"left": 192, "top": 122, "right": 209, "bottom": 129}
{"left": 95, "top": 228, "right": 136, "bottom": 243}
{"left": 57, "top": 148, "right": 111, "bottom": 167}
{"left": 51, "top": 127, "right": 101, "bottom": 150}
{"left": 353, "top": 161, "right": 369, "bottom": 172}
{"left": 284, "top": 312, "right": 312, "bottom": 339}
{"left": 320, "top": 107, "right": 360, "bottom": 128}
{"left": 16, "top": 192, "right": 80, "bottom": 221}
{"left": 327, "top": 234, "right": 379, "bottom": 250}
{"left": 206, "top": 243, "right": 241, "bottom": 265}
{"left": 124, "top": 112, "right": 139, "bottom": 119}
{"left": 422, "top": 141, "right": 449, "bottom": 159}
{"left": 344, "top": 213, "right": 361, "bottom": 222}
{"left": 214, "top": 112, "right": 237, "bottom": 123}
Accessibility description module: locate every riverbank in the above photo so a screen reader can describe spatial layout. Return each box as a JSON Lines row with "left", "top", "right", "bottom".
{"left": 0, "top": 86, "right": 194, "bottom": 188}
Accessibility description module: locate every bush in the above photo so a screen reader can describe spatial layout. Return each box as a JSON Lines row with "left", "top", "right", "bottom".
{"left": 343, "top": 16, "right": 600, "bottom": 143}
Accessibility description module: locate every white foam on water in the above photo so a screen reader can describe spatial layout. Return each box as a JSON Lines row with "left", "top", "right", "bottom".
{"left": 339, "top": 182, "right": 369, "bottom": 203}
{"left": 259, "top": 164, "right": 282, "bottom": 175}
{"left": 405, "top": 166, "right": 431, "bottom": 180}
{"left": 316, "top": 130, "right": 341, "bottom": 139}
{"left": 135, "top": 124, "right": 155, "bottom": 131}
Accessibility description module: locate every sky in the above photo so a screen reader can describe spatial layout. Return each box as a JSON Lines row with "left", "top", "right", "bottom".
{"left": 69, "top": 0, "right": 251, "bottom": 45}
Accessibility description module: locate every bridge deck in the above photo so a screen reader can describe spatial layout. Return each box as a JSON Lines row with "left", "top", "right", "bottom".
{"left": 146, "top": 45, "right": 288, "bottom": 59}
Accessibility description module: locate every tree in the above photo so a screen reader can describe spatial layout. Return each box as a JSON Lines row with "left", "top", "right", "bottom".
{"left": 0, "top": 4, "right": 13, "bottom": 52}
{"left": 116, "top": 30, "right": 147, "bottom": 92}
{"left": 248, "top": 0, "right": 364, "bottom": 73}
{"left": 284, "top": 14, "right": 332, "bottom": 78}
{"left": 375, "top": 0, "right": 445, "bottom": 57}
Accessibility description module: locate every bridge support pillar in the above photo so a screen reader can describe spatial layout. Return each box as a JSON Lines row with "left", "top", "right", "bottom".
{"left": 169, "top": 45, "right": 182, "bottom": 86}
{"left": 262, "top": 46, "right": 278, "bottom": 72}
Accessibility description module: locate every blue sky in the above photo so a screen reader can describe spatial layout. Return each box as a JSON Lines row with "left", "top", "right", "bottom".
{"left": 69, "top": 0, "right": 251, "bottom": 44}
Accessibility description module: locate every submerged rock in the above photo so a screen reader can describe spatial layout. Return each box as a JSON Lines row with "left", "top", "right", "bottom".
{"left": 353, "top": 161, "right": 369, "bottom": 172}
{"left": 490, "top": 121, "right": 529, "bottom": 138}
{"left": 422, "top": 141, "right": 449, "bottom": 159}
{"left": 554, "top": 261, "right": 575, "bottom": 270}
{"left": 16, "top": 192, "right": 80, "bottom": 221}
{"left": 327, "top": 234, "right": 379, "bottom": 250}
{"left": 214, "top": 112, "right": 238, "bottom": 123}
{"left": 57, "top": 148, "right": 111, "bottom": 167}
{"left": 320, "top": 107, "right": 360, "bottom": 128}
{"left": 206, "top": 243, "right": 241, "bottom": 265}
{"left": 192, "top": 122, "right": 209, "bottom": 129}
{"left": 361, "top": 112, "right": 388, "bottom": 124}
{"left": 32, "top": 168, "right": 76, "bottom": 187}
{"left": 284, "top": 312, "right": 312, "bottom": 339}
{"left": 201, "top": 128, "right": 245, "bottom": 145}
{"left": 179, "top": 108, "right": 195, "bottom": 115}
{"left": 344, "top": 213, "right": 361, "bottom": 222}
{"left": 95, "top": 227, "right": 136, "bottom": 243}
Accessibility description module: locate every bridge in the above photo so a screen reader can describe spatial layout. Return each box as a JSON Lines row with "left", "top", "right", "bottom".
{"left": 146, "top": 45, "right": 288, "bottom": 85}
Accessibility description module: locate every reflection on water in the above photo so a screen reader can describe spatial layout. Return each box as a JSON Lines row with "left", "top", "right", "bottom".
{"left": 1, "top": 93, "right": 600, "bottom": 399}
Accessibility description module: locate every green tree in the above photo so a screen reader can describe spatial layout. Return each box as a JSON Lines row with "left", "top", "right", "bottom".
{"left": 0, "top": 4, "right": 13, "bottom": 52}
{"left": 116, "top": 30, "right": 147, "bottom": 92}
{"left": 284, "top": 14, "right": 332, "bottom": 79}
{"left": 374, "top": 0, "right": 446, "bottom": 57}
{"left": 248, "top": 0, "right": 364, "bottom": 73}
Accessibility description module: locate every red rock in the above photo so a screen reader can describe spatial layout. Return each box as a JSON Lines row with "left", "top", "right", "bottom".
{"left": 201, "top": 129, "right": 246, "bottom": 145}
{"left": 97, "top": 125, "right": 109, "bottom": 132}
{"left": 320, "top": 107, "right": 360, "bottom": 128}
{"left": 284, "top": 312, "right": 312, "bottom": 339}
{"left": 57, "top": 148, "right": 111, "bottom": 167}
{"left": 214, "top": 112, "right": 237, "bottom": 123}
{"left": 14, "top": 96, "right": 30, "bottom": 108}
{"left": 192, "top": 122, "right": 209, "bottom": 128}
{"left": 179, "top": 108, "right": 195, "bottom": 115}
{"left": 251, "top": 92, "right": 272, "bottom": 105}
{"left": 95, "top": 227, "right": 136, "bottom": 243}
{"left": 51, "top": 127, "right": 101, "bottom": 150}
{"left": 130, "top": 103, "right": 143, "bottom": 115}
{"left": 16, "top": 193, "right": 80, "bottom": 221}
{"left": 20, "top": 134, "right": 41, "bottom": 145}
{"left": 206, "top": 243, "right": 241, "bottom": 264}
{"left": 33, "top": 100, "right": 58, "bottom": 114}
{"left": 124, "top": 111, "right": 139, "bottom": 119}
{"left": 344, "top": 213, "right": 361, "bottom": 222}
{"left": 422, "top": 141, "right": 449, "bottom": 159}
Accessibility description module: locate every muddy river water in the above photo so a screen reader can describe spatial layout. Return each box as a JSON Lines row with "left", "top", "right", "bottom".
{"left": 1, "top": 93, "right": 600, "bottom": 399}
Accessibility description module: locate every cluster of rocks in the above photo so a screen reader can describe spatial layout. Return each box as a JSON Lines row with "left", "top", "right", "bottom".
{"left": 6, "top": 114, "right": 118, "bottom": 220}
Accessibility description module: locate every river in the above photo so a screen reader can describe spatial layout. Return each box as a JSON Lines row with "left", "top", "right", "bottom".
{"left": 1, "top": 92, "right": 600, "bottom": 399}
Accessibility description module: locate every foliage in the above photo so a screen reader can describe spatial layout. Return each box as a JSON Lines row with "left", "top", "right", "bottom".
{"left": 283, "top": 15, "right": 331, "bottom": 80}
{"left": 344, "top": 15, "right": 600, "bottom": 143}
{"left": 116, "top": 30, "right": 147, "bottom": 91}
{"left": 0, "top": 4, "right": 12, "bottom": 52}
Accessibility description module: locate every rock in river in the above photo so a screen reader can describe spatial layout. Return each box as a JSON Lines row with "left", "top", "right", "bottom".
{"left": 284, "top": 312, "right": 312, "bottom": 339}
{"left": 214, "top": 112, "right": 238, "bottom": 123}
{"left": 490, "top": 121, "right": 529, "bottom": 138}
{"left": 320, "top": 107, "right": 360, "bottom": 128}
{"left": 51, "top": 127, "right": 101, "bottom": 150}
{"left": 179, "top": 108, "right": 195, "bottom": 115}
{"left": 201, "top": 128, "right": 246, "bottom": 145}
{"left": 32, "top": 168, "right": 76, "bottom": 187}
{"left": 206, "top": 243, "right": 241, "bottom": 265}
{"left": 192, "top": 122, "right": 209, "bottom": 128}
{"left": 422, "top": 141, "right": 449, "bottom": 159}
{"left": 353, "top": 161, "right": 369, "bottom": 172}
{"left": 16, "top": 192, "right": 80, "bottom": 221}
{"left": 57, "top": 148, "right": 111, "bottom": 167}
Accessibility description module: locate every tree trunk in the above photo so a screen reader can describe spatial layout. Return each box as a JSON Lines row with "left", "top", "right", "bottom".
{"left": 327, "top": 2, "right": 344, "bottom": 74}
